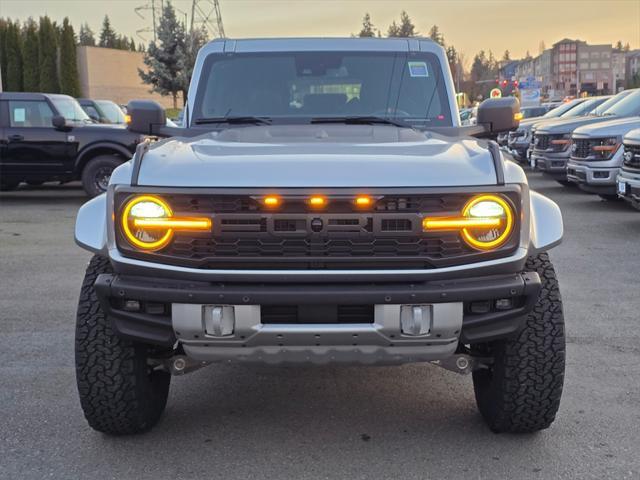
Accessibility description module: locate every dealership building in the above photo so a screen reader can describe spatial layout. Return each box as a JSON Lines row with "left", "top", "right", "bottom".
{"left": 76, "top": 46, "right": 174, "bottom": 109}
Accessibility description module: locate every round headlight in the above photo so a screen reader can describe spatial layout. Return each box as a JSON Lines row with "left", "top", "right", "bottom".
{"left": 460, "top": 195, "right": 514, "bottom": 250}
{"left": 121, "top": 195, "right": 174, "bottom": 251}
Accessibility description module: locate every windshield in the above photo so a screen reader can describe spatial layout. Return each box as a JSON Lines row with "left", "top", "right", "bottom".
{"left": 599, "top": 89, "right": 640, "bottom": 117}
{"left": 96, "top": 101, "right": 127, "bottom": 124}
{"left": 562, "top": 97, "right": 607, "bottom": 117}
{"left": 593, "top": 90, "right": 634, "bottom": 116}
{"left": 544, "top": 100, "right": 583, "bottom": 118}
{"left": 521, "top": 107, "right": 547, "bottom": 119}
{"left": 50, "top": 96, "right": 90, "bottom": 123}
{"left": 193, "top": 51, "right": 452, "bottom": 127}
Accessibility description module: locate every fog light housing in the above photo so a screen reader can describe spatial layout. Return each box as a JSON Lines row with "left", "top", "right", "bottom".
{"left": 494, "top": 298, "right": 513, "bottom": 311}
{"left": 123, "top": 300, "right": 141, "bottom": 312}
{"left": 469, "top": 301, "right": 491, "bottom": 314}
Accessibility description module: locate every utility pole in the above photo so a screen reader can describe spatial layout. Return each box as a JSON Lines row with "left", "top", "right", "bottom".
{"left": 190, "top": 0, "right": 225, "bottom": 39}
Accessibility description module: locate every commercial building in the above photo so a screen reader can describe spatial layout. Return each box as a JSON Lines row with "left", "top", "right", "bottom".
{"left": 76, "top": 46, "right": 174, "bottom": 109}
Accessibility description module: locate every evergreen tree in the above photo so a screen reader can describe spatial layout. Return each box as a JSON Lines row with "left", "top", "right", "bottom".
{"left": 184, "top": 25, "right": 208, "bottom": 99}
{"left": 358, "top": 13, "right": 375, "bottom": 37}
{"left": 22, "top": 19, "right": 40, "bottom": 91}
{"left": 99, "top": 15, "right": 117, "bottom": 48}
{"left": 79, "top": 23, "right": 96, "bottom": 46}
{"left": 623, "top": 42, "right": 631, "bottom": 52}
{"left": 0, "top": 19, "right": 8, "bottom": 91}
{"left": 138, "top": 2, "right": 188, "bottom": 108}
{"left": 398, "top": 11, "right": 417, "bottom": 37}
{"left": 614, "top": 40, "right": 624, "bottom": 51}
{"left": 59, "top": 18, "right": 81, "bottom": 97}
{"left": 428, "top": 25, "right": 444, "bottom": 46}
{"left": 5, "top": 20, "right": 23, "bottom": 91}
{"left": 538, "top": 40, "right": 546, "bottom": 54}
{"left": 502, "top": 49, "right": 511, "bottom": 62}
{"left": 387, "top": 21, "right": 400, "bottom": 37}
{"left": 129, "top": 38, "right": 137, "bottom": 51}
{"left": 38, "top": 16, "right": 60, "bottom": 93}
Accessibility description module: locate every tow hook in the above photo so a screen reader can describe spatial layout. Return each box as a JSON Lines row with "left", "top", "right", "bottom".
{"left": 431, "top": 354, "right": 492, "bottom": 375}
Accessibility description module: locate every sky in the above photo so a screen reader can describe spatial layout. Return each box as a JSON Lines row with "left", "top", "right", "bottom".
{"left": 1, "top": 0, "right": 639, "bottom": 64}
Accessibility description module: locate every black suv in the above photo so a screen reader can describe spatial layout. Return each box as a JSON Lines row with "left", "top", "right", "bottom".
{"left": 0, "top": 93, "right": 142, "bottom": 196}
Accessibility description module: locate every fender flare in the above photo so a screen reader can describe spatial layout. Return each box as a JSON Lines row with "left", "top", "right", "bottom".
{"left": 75, "top": 142, "right": 133, "bottom": 172}
{"left": 75, "top": 193, "right": 108, "bottom": 254}
{"left": 529, "top": 190, "right": 563, "bottom": 254}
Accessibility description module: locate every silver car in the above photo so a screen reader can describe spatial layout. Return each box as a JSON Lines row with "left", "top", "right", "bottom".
{"left": 73, "top": 38, "right": 566, "bottom": 436}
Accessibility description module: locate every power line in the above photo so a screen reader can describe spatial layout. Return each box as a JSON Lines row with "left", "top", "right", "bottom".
{"left": 190, "top": 0, "right": 225, "bottom": 39}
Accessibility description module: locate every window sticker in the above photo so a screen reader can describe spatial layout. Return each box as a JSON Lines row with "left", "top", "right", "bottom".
{"left": 408, "top": 61, "right": 429, "bottom": 77}
{"left": 13, "top": 108, "right": 26, "bottom": 123}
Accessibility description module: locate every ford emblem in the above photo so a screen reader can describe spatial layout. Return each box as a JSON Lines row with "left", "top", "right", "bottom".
{"left": 624, "top": 150, "right": 634, "bottom": 162}
{"left": 571, "top": 143, "right": 578, "bottom": 153}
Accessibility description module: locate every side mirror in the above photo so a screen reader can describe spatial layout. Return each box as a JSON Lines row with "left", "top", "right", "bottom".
{"left": 127, "top": 100, "right": 166, "bottom": 135}
{"left": 476, "top": 97, "right": 520, "bottom": 136}
{"left": 52, "top": 115, "right": 68, "bottom": 130}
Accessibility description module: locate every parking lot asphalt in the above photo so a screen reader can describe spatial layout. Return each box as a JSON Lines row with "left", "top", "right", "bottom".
{"left": 1, "top": 173, "right": 639, "bottom": 480}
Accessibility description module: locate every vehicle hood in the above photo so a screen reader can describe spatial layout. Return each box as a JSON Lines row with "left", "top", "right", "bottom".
{"left": 135, "top": 125, "right": 500, "bottom": 188}
{"left": 573, "top": 116, "right": 640, "bottom": 138}
{"left": 536, "top": 115, "right": 619, "bottom": 134}
{"left": 516, "top": 117, "right": 567, "bottom": 133}
{"left": 624, "top": 128, "right": 640, "bottom": 142}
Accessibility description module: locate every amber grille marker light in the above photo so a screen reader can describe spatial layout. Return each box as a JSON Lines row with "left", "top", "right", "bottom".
{"left": 309, "top": 196, "right": 327, "bottom": 207}
{"left": 355, "top": 196, "right": 372, "bottom": 207}
{"left": 264, "top": 196, "right": 281, "bottom": 207}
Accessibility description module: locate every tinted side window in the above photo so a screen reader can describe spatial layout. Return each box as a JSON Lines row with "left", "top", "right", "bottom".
{"left": 8, "top": 100, "right": 54, "bottom": 128}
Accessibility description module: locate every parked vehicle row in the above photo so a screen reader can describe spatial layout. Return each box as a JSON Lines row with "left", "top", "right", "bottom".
{"left": 499, "top": 88, "right": 640, "bottom": 209}
{"left": 617, "top": 129, "right": 640, "bottom": 209}
{"left": 0, "top": 92, "right": 142, "bottom": 196}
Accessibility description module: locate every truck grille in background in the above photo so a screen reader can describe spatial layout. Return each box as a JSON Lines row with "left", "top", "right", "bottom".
{"left": 535, "top": 134, "right": 550, "bottom": 150}
{"left": 116, "top": 192, "right": 520, "bottom": 270}
{"left": 624, "top": 144, "right": 640, "bottom": 169}
{"left": 572, "top": 139, "right": 591, "bottom": 159}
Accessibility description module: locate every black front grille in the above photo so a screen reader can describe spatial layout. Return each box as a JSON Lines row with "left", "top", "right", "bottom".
{"left": 624, "top": 143, "right": 640, "bottom": 169}
{"left": 572, "top": 139, "right": 591, "bottom": 159}
{"left": 117, "top": 191, "right": 520, "bottom": 270}
{"left": 535, "top": 134, "right": 550, "bottom": 150}
{"left": 261, "top": 304, "right": 374, "bottom": 324}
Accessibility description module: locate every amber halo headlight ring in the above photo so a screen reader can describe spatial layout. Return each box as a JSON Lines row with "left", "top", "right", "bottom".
{"left": 120, "top": 195, "right": 212, "bottom": 252}
{"left": 422, "top": 194, "right": 515, "bottom": 251}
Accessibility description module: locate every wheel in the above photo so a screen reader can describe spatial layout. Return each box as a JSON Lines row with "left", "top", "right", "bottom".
{"left": 556, "top": 180, "right": 572, "bottom": 187}
{"left": 75, "top": 255, "right": 171, "bottom": 435}
{"left": 598, "top": 194, "right": 622, "bottom": 202}
{"left": 0, "top": 179, "right": 20, "bottom": 191}
{"left": 472, "top": 252, "right": 565, "bottom": 433}
{"left": 81, "top": 155, "right": 122, "bottom": 197}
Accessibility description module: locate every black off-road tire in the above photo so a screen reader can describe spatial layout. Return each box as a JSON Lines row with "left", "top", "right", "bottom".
{"left": 556, "top": 180, "right": 572, "bottom": 187}
{"left": 75, "top": 255, "right": 171, "bottom": 435}
{"left": 472, "top": 252, "right": 565, "bottom": 433}
{"left": 81, "top": 155, "right": 122, "bottom": 197}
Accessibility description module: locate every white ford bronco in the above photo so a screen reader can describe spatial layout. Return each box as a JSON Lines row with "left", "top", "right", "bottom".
{"left": 74, "top": 38, "right": 565, "bottom": 435}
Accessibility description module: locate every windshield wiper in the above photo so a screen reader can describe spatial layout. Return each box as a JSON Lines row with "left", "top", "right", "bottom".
{"left": 310, "top": 116, "right": 411, "bottom": 128}
{"left": 194, "top": 116, "right": 272, "bottom": 125}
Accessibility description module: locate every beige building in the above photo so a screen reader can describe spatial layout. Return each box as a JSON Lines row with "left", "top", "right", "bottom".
{"left": 76, "top": 46, "right": 174, "bottom": 108}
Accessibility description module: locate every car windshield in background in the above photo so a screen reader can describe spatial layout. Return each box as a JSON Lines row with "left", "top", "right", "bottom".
{"left": 562, "top": 97, "right": 607, "bottom": 117}
{"left": 521, "top": 107, "right": 547, "bottom": 119}
{"left": 193, "top": 51, "right": 452, "bottom": 127}
{"left": 598, "top": 89, "right": 640, "bottom": 117}
{"left": 544, "top": 99, "right": 583, "bottom": 118}
{"left": 594, "top": 90, "right": 635, "bottom": 116}
{"left": 96, "top": 101, "right": 127, "bottom": 124}
{"left": 51, "top": 96, "right": 91, "bottom": 123}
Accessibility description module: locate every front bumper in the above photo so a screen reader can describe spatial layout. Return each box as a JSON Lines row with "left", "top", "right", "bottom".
{"left": 532, "top": 150, "right": 570, "bottom": 180}
{"left": 616, "top": 168, "right": 640, "bottom": 207}
{"left": 566, "top": 160, "right": 619, "bottom": 195}
{"left": 94, "top": 271, "right": 541, "bottom": 365}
